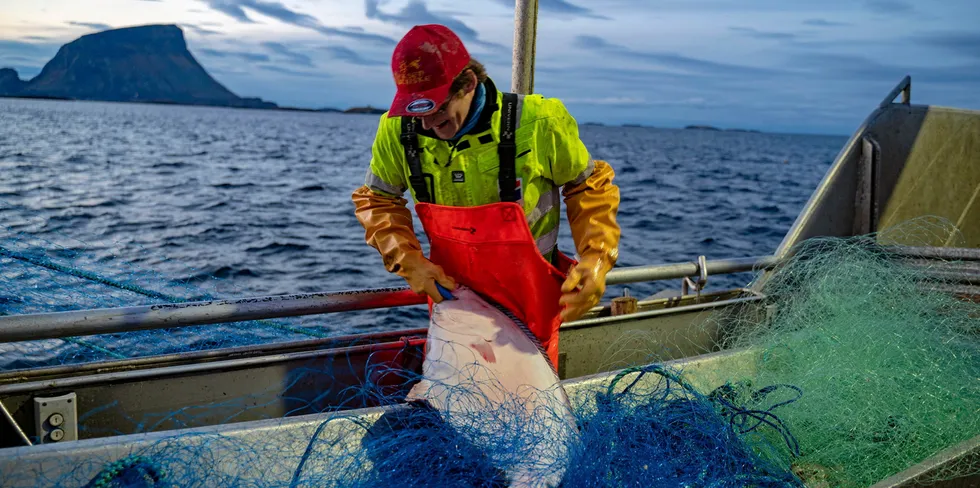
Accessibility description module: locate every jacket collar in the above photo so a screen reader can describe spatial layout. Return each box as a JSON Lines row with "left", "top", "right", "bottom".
{"left": 413, "top": 77, "right": 500, "bottom": 141}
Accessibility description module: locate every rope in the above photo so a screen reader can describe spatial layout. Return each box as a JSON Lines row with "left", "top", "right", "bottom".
{"left": 0, "top": 245, "right": 331, "bottom": 342}
{"left": 1, "top": 246, "right": 176, "bottom": 301}
{"left": 85, "top": 454, "right": 166, "bottom": 488}
{"left": 606, "top": 363, "right": 803, "bottom": 457}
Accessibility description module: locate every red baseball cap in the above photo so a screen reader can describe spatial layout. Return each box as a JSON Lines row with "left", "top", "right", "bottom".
{"left": 388, "top": 24, "right": 471, "bottom": 117}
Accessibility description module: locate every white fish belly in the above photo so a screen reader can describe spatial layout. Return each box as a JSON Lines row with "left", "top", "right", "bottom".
{"left": 406, "top": 286, "right": 578, "bottom": 488}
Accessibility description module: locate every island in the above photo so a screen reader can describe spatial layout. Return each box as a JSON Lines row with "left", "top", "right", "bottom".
{"left": 684, "top": 125, "right": 721, "bottom": 131}
{"left": 0, "top": 24, "right": 386, "bottom": 114}
{"left": 344, "top": 106, "right": 386, "bottom": 114}
{"left": 682, "top": 124, "right": 762, "bottom": 133}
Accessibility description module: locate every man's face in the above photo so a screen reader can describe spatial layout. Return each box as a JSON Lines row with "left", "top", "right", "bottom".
{"left": 419, "top": 71, "right": 476, "bottom": 140}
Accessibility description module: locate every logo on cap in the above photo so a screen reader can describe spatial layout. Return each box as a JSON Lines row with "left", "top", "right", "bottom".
{"left": 406, "top": 99, "right": 436, "bottom": 114}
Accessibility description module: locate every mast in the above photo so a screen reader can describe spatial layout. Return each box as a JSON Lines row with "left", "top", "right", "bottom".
{"left": 512, "top": 0, "right": 539, "bottom": 94}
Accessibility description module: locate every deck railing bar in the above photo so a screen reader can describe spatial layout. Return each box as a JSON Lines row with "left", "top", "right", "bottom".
{"left": 0, "top": 255, "right": 779, "bottom": 343}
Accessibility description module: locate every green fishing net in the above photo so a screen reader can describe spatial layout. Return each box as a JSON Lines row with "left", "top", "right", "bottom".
{"left": 716, "top": 221, "right": 980, "bottom": 487}
{"left": 1, "top": 218, "right": 977, "bottom": 487}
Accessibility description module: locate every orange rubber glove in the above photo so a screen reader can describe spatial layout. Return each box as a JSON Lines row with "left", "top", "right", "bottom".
{"left": 559, "top": 160, "right": 621, "bottom": 322}
{"left": 352, "top": 186, "right": 456, "bottom": 302}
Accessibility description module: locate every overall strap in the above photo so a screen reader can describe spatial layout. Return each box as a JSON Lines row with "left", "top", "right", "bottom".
{"left": 399, "top": 92, "right": 520, "bottom": 204}
{"left": 498, "top": 92, "right": 520, "bottom": 203}
{"left": 400, "top": 116, "right": 432, "bottom": 203}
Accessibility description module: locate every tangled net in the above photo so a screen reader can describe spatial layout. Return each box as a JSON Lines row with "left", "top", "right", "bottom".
{"left": 0, "top": 219, "right": 977, "bottom": 487}
{"left": 4, "top": 362, "right": 805, "bottom": 488}
{"left": 719, "top": 225, "right": 980, "bottom": 487}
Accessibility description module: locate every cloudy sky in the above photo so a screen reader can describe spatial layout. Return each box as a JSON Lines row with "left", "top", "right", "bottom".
{"left": 1, "top": 0, "right": 978, "bottom": 134}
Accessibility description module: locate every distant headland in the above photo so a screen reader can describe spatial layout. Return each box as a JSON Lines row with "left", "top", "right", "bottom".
{"left": 684, "top": 125, "right": 761, "bottom": 133}
{"left": 579, "top": 121, "right": 763, "bottom": 132}
{"left": 0, "top": 24, "right": 385, "bottom": 114}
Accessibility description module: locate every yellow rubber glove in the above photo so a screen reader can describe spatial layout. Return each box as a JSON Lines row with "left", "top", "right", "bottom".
{"left": 396, "top": 251, "right": 457, "bottom": 303}
{"left": 558, "top": 160, "right": 621, "bottom": 322}
{"left": 352, "top": 186, "right": 456, "bottom": 303}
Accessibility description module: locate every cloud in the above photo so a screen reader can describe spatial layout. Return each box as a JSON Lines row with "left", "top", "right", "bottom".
{"left": 489, "top": 0, "right": 609, "bottom": 19}
{"left": 571, "top": 35, "right": 781, "bottom": 78}
{"left": 803, "top": 18, "right": 850, "bottom": 27}
{"left": 322, "top": 45, "right": 385, "bottom": 66}
{"left": 261, "top": 41, "right": 313, "bottom": 67}
{"left": 788, "top": 52, "right": 980, "bottom": 85}
{"left": 198, "top": 48, "right": 270, "bottom": 62}
{"left": 570, "top": 35, "right": 612, "bottom": 50}
{"left": 917, "top": 31, "right": 980, "bottom": 60}
{"left": 66, "top": 22, "right": 113, "bottom": 31}
{"left": 1, "top": 55, "right": 38, "bottom": 63}
{"left": 257, "top": 65, "right": 325, "bottom": 78}
{"left": 228, "top": 0, "right": 319, "bottom": 25}
{"left": 182, "top": 24, "right": 222, "bottom": 36}
{"left": 365, "top": 0, "right": 505, "bottom": 51}
{"left": 561, "top": 96, "right": 647, "bottom": 105}
{"left": 729, "top": 26, "right": 797, "bottom": 41}
{"left": 202, "top": 0, "right": 254, "bottom": 22}
{"left": 863, "top": 0, "right": 914, "bottom": 15}
{"left": 0, "top": 40, "right": 59, "bottom": 59}
{"left": 0, "top": 40, "right": 60, "bottom": 78}
{"left": 202, "top": 0, "right": 395, "bottom": 45}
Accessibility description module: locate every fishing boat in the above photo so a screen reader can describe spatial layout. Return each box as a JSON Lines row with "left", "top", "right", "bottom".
{"left": 1, "top": 1, "right": 978, "bottom": 486}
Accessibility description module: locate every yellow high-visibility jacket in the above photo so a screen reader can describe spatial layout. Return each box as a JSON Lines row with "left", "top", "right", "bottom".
{"left": 355, "top": 76, "right": 619, "bottom": 266}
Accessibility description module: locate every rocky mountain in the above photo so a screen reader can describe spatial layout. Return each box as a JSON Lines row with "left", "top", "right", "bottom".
{"left": 2, "top": 24, "right": 276, "bottom": 109}
{"left": 0, "top": 68, "right": 27, "bottom": 96}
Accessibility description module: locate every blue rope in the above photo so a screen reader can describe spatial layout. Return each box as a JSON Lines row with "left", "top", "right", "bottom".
{"left": 0, "top": 246, "right": 176, "bottom": 301}
{"left": 607, "top": 363, "right": 803, "bottom": 457}
{"left": 710, "top": 382, "right": 803, "bottom": 457}
{"left": 84, "top": 454, "right": 166, "bottom": 488}
{"left": 0, "top": 245, "right": 331, "bottom": 342}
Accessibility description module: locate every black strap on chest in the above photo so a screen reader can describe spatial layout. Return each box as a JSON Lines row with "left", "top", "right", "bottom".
{"left": 497, "top": 92, "right": 520, "bottom": 203}
{"left": 400, "top": 116, "right": 432, "bottom": 203}
{"left": 400, "top": 92, "right": 520, "bottom": 204}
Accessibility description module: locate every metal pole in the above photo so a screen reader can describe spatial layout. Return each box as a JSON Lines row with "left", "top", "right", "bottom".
{"left": 0, "top": 400, "right": 31, "bottom": 446}
{"left": 512, "top": 0, "right": 538, "bottom": 94}
{"left": 0, "top": 288, "right": 426, "bottom": 344}
{"left": 0, "top": 256, "right": 778, "bottom": 344}
{"left": 883, "top": 245, "right": 980, "bottom": 261}
{"left": 605, "top": 256, "right": 778, "bottom": 285}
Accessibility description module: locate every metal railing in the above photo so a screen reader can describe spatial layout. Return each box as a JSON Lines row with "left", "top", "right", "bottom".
{"left": 0, "top": 255, "right": 778, "bottom": 343}
{"left": 879, "top": 74, "right": 911, "bottom": 109}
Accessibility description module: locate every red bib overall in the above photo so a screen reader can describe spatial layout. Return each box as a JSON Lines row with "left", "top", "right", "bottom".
{"left": 415, "top": 201, "right": 576, "bottom": 368}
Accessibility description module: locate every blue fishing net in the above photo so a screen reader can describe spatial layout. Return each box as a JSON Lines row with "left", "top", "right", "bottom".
{"left": 1, "top": 220, "right": 978, "bottom": 487}
{"left": 0, "top": 227, "right": 419, "bottom": 370}
{"left": 15, "top": 363, "right": 803, "bottom": 488}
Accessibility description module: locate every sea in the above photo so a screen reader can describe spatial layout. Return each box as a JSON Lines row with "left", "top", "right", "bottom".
{"left": 0, "top": 98, "right": 847, "bottom": 369}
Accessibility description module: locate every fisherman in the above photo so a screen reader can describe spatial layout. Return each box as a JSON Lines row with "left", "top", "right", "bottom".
{"left": 351, "top": 24, "right": 621, "bottom": 367}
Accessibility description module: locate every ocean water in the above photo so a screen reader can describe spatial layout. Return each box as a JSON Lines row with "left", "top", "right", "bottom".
{"left": 0, "top": 98, "right": 847, "bottom": 368}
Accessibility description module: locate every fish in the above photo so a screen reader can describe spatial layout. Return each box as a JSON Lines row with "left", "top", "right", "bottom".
{"left": 406, "top": 285, "right": 578, "bottom": 488}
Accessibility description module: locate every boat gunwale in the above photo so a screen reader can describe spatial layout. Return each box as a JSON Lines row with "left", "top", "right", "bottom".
{"left": 0, "top": 288, "right": 765, "bottom": 388}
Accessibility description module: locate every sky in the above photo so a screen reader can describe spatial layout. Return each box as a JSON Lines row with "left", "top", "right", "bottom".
{"left": 1, "top": 0, "right": 978, "bottom": 135}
